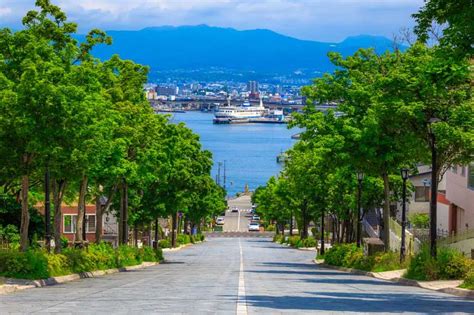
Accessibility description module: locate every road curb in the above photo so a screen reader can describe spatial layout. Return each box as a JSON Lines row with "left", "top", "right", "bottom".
{"left": 0, "top": 261, "right": 159, "bottom": 295}
{"left": 162, "top": 241, "right": 203, "bottom": 252}
{"left": 313, "top": 260, "right": 474, "bottom": 299}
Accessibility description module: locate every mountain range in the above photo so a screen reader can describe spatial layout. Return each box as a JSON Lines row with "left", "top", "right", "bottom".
{"left": 80, "top": 25, "right": 400, "bottom": 81}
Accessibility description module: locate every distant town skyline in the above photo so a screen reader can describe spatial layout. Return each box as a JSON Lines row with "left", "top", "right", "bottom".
{"left": 0, "top": 0, "right": 424, "bottom": 42}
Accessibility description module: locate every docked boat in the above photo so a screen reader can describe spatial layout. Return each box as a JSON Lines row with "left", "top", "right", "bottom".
{"left": 213, "top": 98, "right": 267, "bottom": 123}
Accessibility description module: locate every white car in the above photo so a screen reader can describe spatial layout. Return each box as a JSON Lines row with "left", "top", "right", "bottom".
{"left": 231, "top": 207, "right": 239, "bottom": 213}
{"left": 248, "top": 222, "right": 260, "bottom": 232}
{"left": 252, "top": 215, "right": 260, "bottom": 221}
{"left": 216, "top": 217, "right": 225, "bottom": 225}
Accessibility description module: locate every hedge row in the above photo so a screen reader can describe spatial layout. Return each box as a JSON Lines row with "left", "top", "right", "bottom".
{"left": 273, "top": 234, "right": 317, "bottom": 248}
{"left": 405, "top": 246, "right": 473, "bottom": 281}
{"left": 0, "top": 243, "right": 163, "bottom": 280}
{"left": 158, "top": 233, "right": 205, "bottom": 249}
{"left": 323, "top": 243, "right": 407, "bottom": 272}
{"left": 323, "top": 243, "right": 474, "bottom": 285}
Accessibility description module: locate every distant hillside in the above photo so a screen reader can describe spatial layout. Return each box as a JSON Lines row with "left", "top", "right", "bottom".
{"left": 79, "top": 25, "right": 401, "bottom": 80}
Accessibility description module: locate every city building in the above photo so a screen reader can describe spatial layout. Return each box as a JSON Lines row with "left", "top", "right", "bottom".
{"left": 247, "top": 80, "right": 258, "bottom": 93}
{"left": 445, "top": 163, "right": 474, "bottom": 234}
{"left": 156, "top": 85, "right": 178, "bottom": 96}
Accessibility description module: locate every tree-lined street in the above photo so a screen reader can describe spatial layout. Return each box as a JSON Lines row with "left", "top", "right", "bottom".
{"left": 2, "top": 238, "right": 473, "bottom": 314}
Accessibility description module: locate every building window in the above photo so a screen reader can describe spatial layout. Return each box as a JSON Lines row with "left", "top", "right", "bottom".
{"left": 86, "top": 215, "right": 96, "bottom": 233}
{"left": 452, "top": 166, "right": 458, "bottom": 173}
{"left": 63, "top": 215, "right": 77, "bottom": 234}
{"left": 461, "top": 166, "right": 466, "bottom": 177}
{"left": 63, "top": 214, "right": 96, "bottom": 233}
{"left": 469, "top": 163, "right": 474, "bottom": 189}
{"left": 414, "top": 186, "right": 430, "bottom": 202}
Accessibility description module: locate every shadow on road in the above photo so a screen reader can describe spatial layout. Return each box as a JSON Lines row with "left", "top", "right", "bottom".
{"left": 244, "top": 292, "right": 474, "bottom": 312}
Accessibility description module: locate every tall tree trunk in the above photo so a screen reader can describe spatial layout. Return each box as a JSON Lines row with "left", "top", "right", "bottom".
{"left": 19, "top": 174, "right": 30, "bottom": 252}
{"left": 53, "top": 179, "right": 67, "bottom": 253}
{"left": 301, "top": 199, "right": 308, "bottom": 239}
{"left": 95, "top": 193, "right": 102, "bottom": 243}
{"left": 320, "top": 210, "right": 325, "bottom": 255}
{"left": 171, "top": 212, "right": 177, "bottom": 248}
{"left": 76, "top": 175, "right": 88, "bottom": 242}
{"left": 382, "top": 172, "right": 391, "bottom": 251}
{"left": 289, "top": 210, "right": 293, "bottom": 236}
{"left": 119, "top": 178, "right": 129, "bottom": 245}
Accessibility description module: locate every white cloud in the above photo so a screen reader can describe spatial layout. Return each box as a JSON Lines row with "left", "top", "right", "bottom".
{"left": 0, "top": 6, "right": 11, "bottom": 15}
{"left": 0, "top": 0, "right": 425, "bottom": 41}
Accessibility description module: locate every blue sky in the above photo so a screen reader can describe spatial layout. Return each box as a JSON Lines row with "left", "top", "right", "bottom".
{"left": 0, "top": 0, "right": 425, "bottom": 42}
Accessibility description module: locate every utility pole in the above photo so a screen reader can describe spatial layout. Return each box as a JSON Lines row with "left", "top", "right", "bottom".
{"left": 217, "top": 162, "right": 222, "bottom": 187}
{"left": 223, "top": 160, "right": 227, "bottom": 190}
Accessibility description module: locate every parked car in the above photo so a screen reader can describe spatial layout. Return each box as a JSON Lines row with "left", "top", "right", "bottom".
{"left": 216, "top": 217, "right": 225, "bottom": 225}
{"left": 252, "top": 215, "right": 260, "bottom": 221}
{"left": 248, "top": 222, "right": 260, "bottom": 232}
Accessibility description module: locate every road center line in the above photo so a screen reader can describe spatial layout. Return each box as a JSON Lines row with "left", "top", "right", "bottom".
{"left": 236, "top": 239, "right": 248, "bottom": 315}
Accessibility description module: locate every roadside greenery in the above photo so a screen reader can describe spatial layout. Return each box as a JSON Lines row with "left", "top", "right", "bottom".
{"left": 253, "top": 0, "right": 473, "bottom": 272}
{"left": 273, "top": 235, "right": 317, "bottom": 249}
{"left": 323, "top": 244, "right": 408, "bottom": 272}
{"left": 405, "top": 246, "right": 472, "bottom": 281}
{"left": 0, "top": 243, "right": 163, "bottom": 280}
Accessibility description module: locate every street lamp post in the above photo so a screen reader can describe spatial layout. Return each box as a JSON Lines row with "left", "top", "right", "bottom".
{"left": 428, "top": 117, "right": 441, "bottom": 259}
{"left": 400, "top": 168, "right": 409, "bottom": 263}
{"left": 356, "top": 172, "right": 364, "bottom": 247}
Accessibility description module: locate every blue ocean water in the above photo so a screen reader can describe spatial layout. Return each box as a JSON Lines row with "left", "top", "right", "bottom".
{"left": 171, "top": 111, "right": 299, "bottom": 196}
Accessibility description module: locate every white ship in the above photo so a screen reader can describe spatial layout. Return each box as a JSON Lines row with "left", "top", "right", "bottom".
{"left": 214, "top": 97, "right": 267, "bottom": 123}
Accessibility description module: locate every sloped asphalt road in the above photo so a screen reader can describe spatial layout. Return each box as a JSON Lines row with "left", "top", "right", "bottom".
{"left": 1, "top": 238, "right": 474, "bottom": 314}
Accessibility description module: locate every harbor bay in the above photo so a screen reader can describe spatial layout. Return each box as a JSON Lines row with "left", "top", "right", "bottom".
{"left": 171, "top": 111, "right": 298, "bottom": 195}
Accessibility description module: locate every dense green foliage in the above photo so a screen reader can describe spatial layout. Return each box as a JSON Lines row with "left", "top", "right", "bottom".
{"left": 405, "top": 246, "right": 472, "bottom": 281}
{"left": 323, "top": 244, "right": 408, "bottom": 272}
{"left": 254, "top": 0, "right": 473, "bottom": 258}
{"left": 0, "top": 243, "right": 163, "bottom": 280}
{"left": 409, "top": 213, "right": 430, "bottom": 228}
{"left": 0, "top": 0, "right": 225, "bottom": 251}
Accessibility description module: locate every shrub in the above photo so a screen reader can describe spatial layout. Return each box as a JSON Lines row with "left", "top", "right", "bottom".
{"left": 409, "top": 213, "right": 430, "bottom": 228}
{"left": 63, "top": 248, "right": 96, "bottom": 273}
{"left": 177, "top": 234, "right": 191, "bottom": 246}
{"left": 372, "top": 251, "right": 406, "bottom": 272}
{"left": 140, "top": 246, "right": 163, "bottom": 262}
{"left": 60, "top": 236, "right": 69, "bottom": 249}
{"left": 87, "top": 243, "right": 117, "bottom": 270}
{"left": 324, "top": 244, "right": 356, "bottom": 267}
{"left": 0, "top": 244, "right": 162, "bottom": 280}
{"left": 47, "top": 253, "right": 71, "bottom": 277}
{"left": 311, "top": 227, "right": 320, "bottom": 239}
{"left": 265, "top": 224, "right": 275, "bottom": 232}
{"left": 287, "top": 236, "right": 301, "bottom": 247}
{"left": 159, "top": 239, "right": 171, "bottom": 248}
{"left": 0, "top": 250, "right": 49, "bottom": 279}
{"left": 116, "top": 245, "right": 142, "bottom": 267}
{"left": 273, "top": 234, "right": 285, "bottom": 243}
{"left": 406, "top": 246, "right": 470, "bottom": 281}
{"left": 0, "top": 225, "right": 20, "bottom": 249}
{"left": 302, "top": 238, "right": 317, "bottom": 248}
{"left": 461, "top": 267, "right": 474, "bottom": 290}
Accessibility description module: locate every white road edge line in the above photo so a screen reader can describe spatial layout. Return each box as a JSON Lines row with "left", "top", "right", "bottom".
{"left": 236, "top": 239, "right": 248, "bottom": 315}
